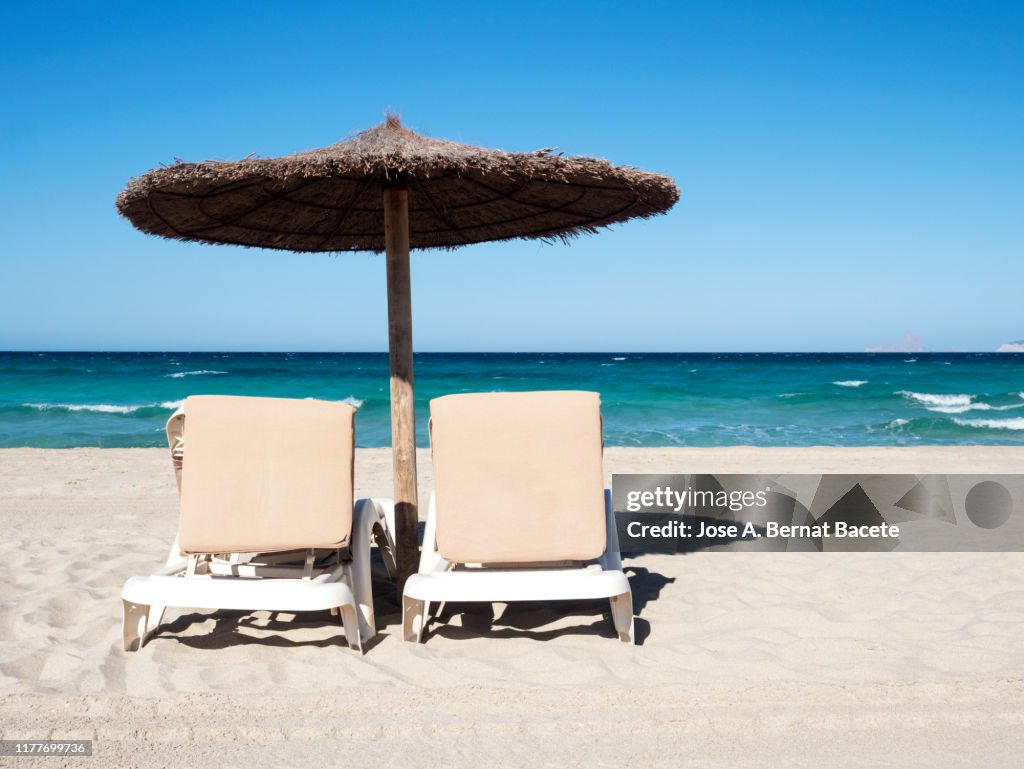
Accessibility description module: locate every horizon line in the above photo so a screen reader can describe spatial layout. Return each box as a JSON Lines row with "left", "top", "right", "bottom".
{"left": 1, "top": 349, "right": 1018, "bottom": 356}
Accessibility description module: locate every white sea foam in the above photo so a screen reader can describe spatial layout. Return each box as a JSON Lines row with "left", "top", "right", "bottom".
{"left": 303, "top": 396, "right": 364, "bottom": 409}
{"left": 953, "top": 417, "right": 1024, "bottom": 431}
{"left": 898, "top": 391, "right": 973, "bottom": 408}
{"left": 834, "top": 380, "right": 867, "bottom": 387}
{"left": 166, "top": 370, "right": 228, "bottom": 379}
{"left": 925, "top": 403, "right": 1023, "bottom": 415}
{"left": 612, "top": 357, "right": 627, "bottom": 361}
{"left": 24, "top": 403, "right": 139, "bottom": 414}
{"left": 24, "top": 401, "right": 183, "bottom": 414}
{"left": 904, "top": 358, "right": 917, "bottom": 362}
{"left": 888, "top": 418, "right": 909, "bottom": 428}
{"left": 898, "top": 390, "right": 1023, "bottom": 414}
{"left": 926, "top": 405, "right": 972, "bottom": 414}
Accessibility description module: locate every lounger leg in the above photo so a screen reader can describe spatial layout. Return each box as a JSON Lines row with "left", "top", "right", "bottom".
{"left": 609, "top": 592, "right": 634, "bottom": 644}
{"left": 337, "top": 604, "right": 363, "bottom": 653}
{"left": 402, "top": 597, "right": 427, "bottom": 643}
{"left": 351, "top": 500, "right": 380, "bottom": 643}
{"left": 342, "top": 560, "right": 375, "bottom": 646}
{"left": 122, "top": 599, "right": 150, "bottom": 652}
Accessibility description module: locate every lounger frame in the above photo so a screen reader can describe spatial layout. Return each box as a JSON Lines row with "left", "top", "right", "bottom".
{"left": 402, "top": 490, "right": 634, "bottom": 644}
{"left": 122, "top": 498, "right": 396, "bottom": 653}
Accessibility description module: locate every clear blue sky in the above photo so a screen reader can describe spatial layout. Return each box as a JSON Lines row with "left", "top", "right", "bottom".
{"left": 1, "top": 1, "right": 1021, "bottom": 352}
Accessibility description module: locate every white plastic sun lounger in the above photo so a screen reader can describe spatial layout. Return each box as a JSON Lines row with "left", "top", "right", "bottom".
{"left": 121, "top": 395, "right": 396, "bottom": 653}
{"left": 402, "top": 391, "right": 634, "bottom": 644}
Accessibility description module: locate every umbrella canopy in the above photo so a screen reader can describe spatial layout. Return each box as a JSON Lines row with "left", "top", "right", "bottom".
{"left": 116, "top": 115, "right": 678, "bottom": 252}
{"left": 117, "top": 115, "right": 679, "bottom": 584}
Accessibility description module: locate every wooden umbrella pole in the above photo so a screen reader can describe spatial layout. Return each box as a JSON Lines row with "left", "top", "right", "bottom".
{"left": 383, "top": 183, "right": 419, "bottom": 587}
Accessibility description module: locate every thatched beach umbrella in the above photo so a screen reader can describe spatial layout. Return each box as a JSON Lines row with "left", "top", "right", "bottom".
{"left": 117, "top": 115, "right": 679, "bottom": 583}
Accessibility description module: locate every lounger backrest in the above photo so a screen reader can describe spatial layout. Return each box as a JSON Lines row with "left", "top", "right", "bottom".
{"left": 429, "top": 391, "right": 606, "bottom": 564}
{"left": 177, "top": 395, "right": 355, "bottom": 554}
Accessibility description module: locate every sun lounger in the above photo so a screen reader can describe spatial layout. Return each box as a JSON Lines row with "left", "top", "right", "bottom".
{"left": 121, "top": 395, "right": 395, "bottom": 653}
{"left": 402, "top": 391, "right": 634, "bottom": 644}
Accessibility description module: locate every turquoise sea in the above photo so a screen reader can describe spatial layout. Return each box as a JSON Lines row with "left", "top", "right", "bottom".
{"left": 1, "top": 352, "right": 1022, "bottom": 448}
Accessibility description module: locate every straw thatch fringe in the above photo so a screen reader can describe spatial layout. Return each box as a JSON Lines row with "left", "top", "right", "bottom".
{"left": 116, "top": 115, "right": 679, "bottom": 253}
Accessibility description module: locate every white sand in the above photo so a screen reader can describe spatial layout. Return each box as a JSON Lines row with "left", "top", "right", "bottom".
{"left": 1, "top": 447, "right": 1023, "bottom": 767}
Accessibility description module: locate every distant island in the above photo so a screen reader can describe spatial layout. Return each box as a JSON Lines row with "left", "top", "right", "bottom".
{"left": 996, "top": 341, "right": 1024, "bottom": 352}
{"left": 865, "top": 332, "right": 926, "bottom": 353}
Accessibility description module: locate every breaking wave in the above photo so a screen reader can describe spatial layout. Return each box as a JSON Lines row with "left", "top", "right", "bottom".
{"left": 952, "top": 417, "right": 1024, "bottom": 431}
{"left": 165, "top": 370, "right": 228, "bottom": 379}
{"left": 22, "top": 401, "right": 184, "bottom": 414}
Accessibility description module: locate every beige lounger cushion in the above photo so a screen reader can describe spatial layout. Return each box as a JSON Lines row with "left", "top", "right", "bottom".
{"left": 430, "top": 391, "right": 606, "bottom": 564}
{"left": 178, "top": 395, "right": 355, "bottom": 554}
